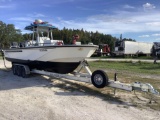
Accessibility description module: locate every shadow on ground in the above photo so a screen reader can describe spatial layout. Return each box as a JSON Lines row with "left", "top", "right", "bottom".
{"left": 0, "top": 68, "right": 138, "bottom": 107}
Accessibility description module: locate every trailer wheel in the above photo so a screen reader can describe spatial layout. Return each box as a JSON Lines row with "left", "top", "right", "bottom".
{"left": 91, "top": 70, "right": 108, "bottom": 88}
{"left": 17, "top": 65, "right": 22, "bottom": 76}
{"left": 15, "top": 65, "right": 19, "bottom": 75}
{"left": 21, "top": 66, "right": 28, "bottom": 78}
{"left": 12, "top": 65, "right": 16, "bottom": 75}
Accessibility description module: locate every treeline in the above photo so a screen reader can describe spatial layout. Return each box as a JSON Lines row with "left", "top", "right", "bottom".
{"left": 0, "top": 20, "right": 135, "bottom": 50}
{"left": 0, "top": 21, "right": 23, "bottom": 48}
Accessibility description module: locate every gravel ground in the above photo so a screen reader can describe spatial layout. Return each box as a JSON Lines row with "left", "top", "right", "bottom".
{"left": 0, "top": 60, "right": 160, "bottom": 120}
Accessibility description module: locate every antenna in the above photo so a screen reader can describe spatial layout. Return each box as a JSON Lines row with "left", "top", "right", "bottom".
{"left": 120, "top": 34, "right": 122, "bottom": 41}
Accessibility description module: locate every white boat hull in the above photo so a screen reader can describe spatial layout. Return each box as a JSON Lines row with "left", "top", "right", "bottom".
{"left": 4, "top": 45, "right": 97, "bottom": 73}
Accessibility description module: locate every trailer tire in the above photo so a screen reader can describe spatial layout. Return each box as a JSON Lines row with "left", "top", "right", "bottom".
{"left": 15, "top": 65, "right": 18, "bottom": 75}
{"left": 17, "top": 65, "right": 22, "bottom": 76}
{"left": 91, "top": 70, "right": 108, "bottom": 88}
{"left": 12, "top": 65, "right": 16, "bottom": 75}
{"left": 21, "top": 66, "right": 28, "bottom": 78}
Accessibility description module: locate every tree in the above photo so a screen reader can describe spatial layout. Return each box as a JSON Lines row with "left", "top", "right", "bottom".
{"left": 0, "top": 21, "right": 23, "bottom": 48}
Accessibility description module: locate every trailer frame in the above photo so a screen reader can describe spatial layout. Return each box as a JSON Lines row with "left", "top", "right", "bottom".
{"left": 11, "top": 60, "right": 159, "bottom": 96}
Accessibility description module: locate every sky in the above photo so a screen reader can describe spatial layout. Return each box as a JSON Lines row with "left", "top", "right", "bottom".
{"left": 0, "top": 0, "right": 160, "bottom": 43}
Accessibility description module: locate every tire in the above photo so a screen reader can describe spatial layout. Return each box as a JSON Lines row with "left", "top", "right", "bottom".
{"left": 21, "top": 66, "right": 28, "bottom": 78}
{"left": 12, "top": 65, "right": 16, "bottom": 75}
{"left": 111, "top": 53, "right": 116, "bottom": 57}
{"left": 91, "top": 70, "right": 108, "bottom": 88}
{"left": 17, "top": 65, "right": 22, "bottom": 76}
{"left": 14, "top": 65, "right": 18, "bottom": 75}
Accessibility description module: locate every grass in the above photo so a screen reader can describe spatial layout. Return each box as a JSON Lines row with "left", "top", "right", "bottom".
{"left": 91, "top": 55, "right": 154, "bottom": 59}
{"left": 89, "top": 61, "right": 160, "bottom": 75}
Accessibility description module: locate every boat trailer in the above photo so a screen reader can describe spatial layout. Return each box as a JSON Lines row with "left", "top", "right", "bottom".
{"left": 1, "top": 47, "right": 159, "bottom": 98}
{"left": 10, "top": 60, "right": 159, "bottom": 97}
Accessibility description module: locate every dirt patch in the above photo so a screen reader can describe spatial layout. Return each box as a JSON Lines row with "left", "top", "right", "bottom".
{"left": 0, "top": 60, "right": 160, "bottom": 120}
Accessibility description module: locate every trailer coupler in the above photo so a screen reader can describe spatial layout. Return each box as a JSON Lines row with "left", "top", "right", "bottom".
{"left": 112, "top": 73, "right": 159, "bottom": 96}
{"left": 131, "top": 82, "right": 159, "bottom": 95}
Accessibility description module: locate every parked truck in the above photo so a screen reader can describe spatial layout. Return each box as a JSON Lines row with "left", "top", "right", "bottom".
{"left": 112, "top": 40, "right": 153, "bottom": 57}
{"left": 93, "top": 44, "right": 110, "bottom": 57}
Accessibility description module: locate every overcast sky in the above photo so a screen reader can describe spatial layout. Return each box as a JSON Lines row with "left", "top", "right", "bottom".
{"left": 0, "top": 0, "right": 160, "bottom": 43}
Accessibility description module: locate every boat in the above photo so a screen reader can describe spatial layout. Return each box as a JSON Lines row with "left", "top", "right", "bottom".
{"left": 3, "top": 19, "right": 98, "bottom": 74}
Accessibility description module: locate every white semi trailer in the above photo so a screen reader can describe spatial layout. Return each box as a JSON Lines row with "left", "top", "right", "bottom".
{"left": 113, "top": 41, "right": 153, "bottom": 56}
